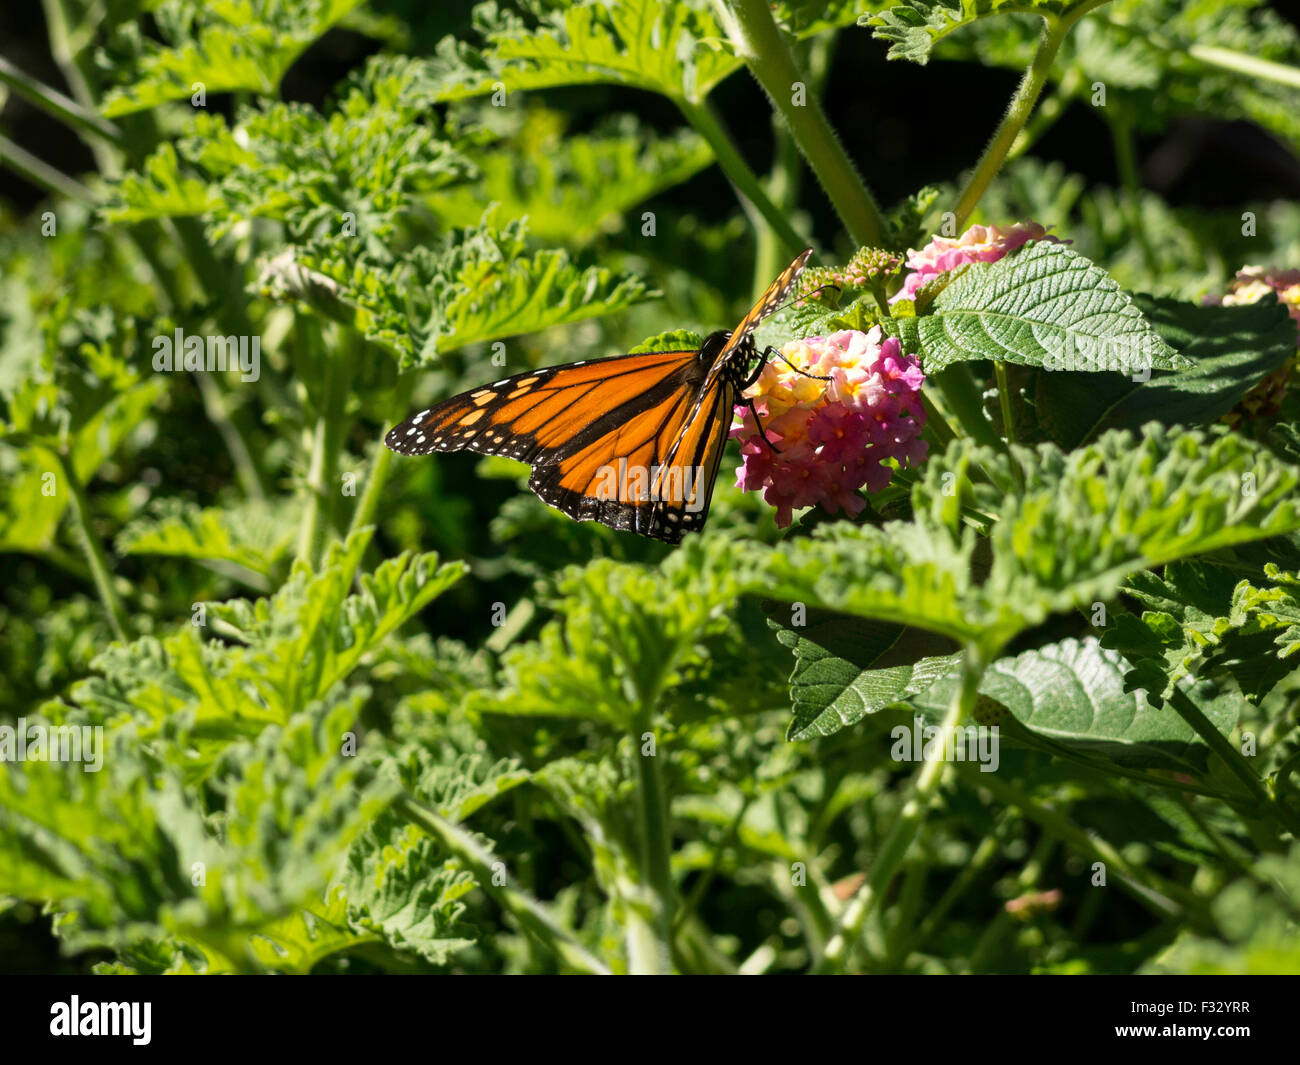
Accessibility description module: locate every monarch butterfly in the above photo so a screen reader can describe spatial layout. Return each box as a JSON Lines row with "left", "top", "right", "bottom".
{"left": 385, "top": 249, "right": 813, "bottom": 544}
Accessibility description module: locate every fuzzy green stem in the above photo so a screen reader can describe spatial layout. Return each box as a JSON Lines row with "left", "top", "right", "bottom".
{"left": 55, "top": 450, "right": 129, "bottom": 642}
{"left": 631, "top": 715, "right": 675, "bottom": 973}
{"left": 1187, "top": 45, "right": 1300, "bottom": 89}
{"left": 994, "top": 361, "right": 1017, "bottom": 445}
{"left": 817, "top": 646, "right": 986, "bottom": 971}
{"left": 967, "top": 768, "right": 1207, "bottom": 928}
{"left": 348, "top": 375, "right": 415, "bottom": 539}
{"left": 297, "top": 324, "right": 348, "bottom": 567}
{"left": 677, "top": 97, "right": 815, "bottom": 256}
{"left": 0, "top": 134, "right": 95, "bottom": 202}
{"left": 1166, "top": 686, "right": 1298, "bottom": 833}
{"left": 0, "top": 54, "right": 123, "bottom": 145}
{"left": 717, "top": 0, "right": 885, "bottom": 246}
{"left": 1108, "top": 111, "right": 1157, "bottom": 276}
{"left": 398, "top": 795, "right": 611, "bottom": 975}
{"left": 953, "top": 2, "right": 1111, "bottom": 230}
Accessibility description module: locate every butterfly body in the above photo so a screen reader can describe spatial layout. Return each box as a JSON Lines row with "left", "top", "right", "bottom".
{"left": 386, "top": 250, "right": 812, "bottom": 544}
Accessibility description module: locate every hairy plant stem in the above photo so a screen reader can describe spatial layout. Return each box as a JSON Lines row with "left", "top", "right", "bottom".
{"left": 1187, "top": 45, "right": 1300, "bottom": 89}
{"left": 629, "top": 711, "right": 675, "bottom": 973}
{"left": 0, "top": 134, "right": 95, "bottom": 201}
{"left": 55, "top": 450, "right": 129, "bottom": 642}
{"left": 1108, "top": 111, "right": 1157, "bottom": 276}
{"left": 677, "top": 97, "right": 814, "bottom": 256}
{"left": 816, "top": 646, "right": 986, "bottom": 972}
{"left": 952, "top": 1, "right": 1112, "bottom": 230}
{"left": 716, "top": 0, "right": 885, "bottom": 247}
{"left": 994, "top": 361, "right": 1017, "bottom": 445}
{"left": 1167, "top": 687, "right": 1300, "bottom": 835}
{"left": 348, "top": 374, "right": 415, "bottom": 539}
{"left": 297, "top": 321, "right": 349, "bottom": 567}
{"left": 398, "top": 795, "right": 611, "bottom": 975}
{"left": 0, "top": 54, "right": 123, "bottom": 145}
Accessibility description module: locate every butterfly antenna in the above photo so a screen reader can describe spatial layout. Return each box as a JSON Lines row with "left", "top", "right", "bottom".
{"left": 762, "top": 345, "right": 831, "bottom": 382}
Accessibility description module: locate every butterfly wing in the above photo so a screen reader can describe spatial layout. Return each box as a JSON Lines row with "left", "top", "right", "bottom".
{"left": 385, "top": 349, "right": 726, "bottom": 543}
{"left": 384, "top": 350, "right": 695, "bottom": 463}
{"left": 703, "top": 247, "right": 813, "bottom": 393}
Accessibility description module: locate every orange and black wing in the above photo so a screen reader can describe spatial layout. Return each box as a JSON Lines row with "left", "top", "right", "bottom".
{"left": 385, "top": 349, "right": 732, "bottom": 543}
{"left": 704, "top": 247, "right": 813, "bottom": 391}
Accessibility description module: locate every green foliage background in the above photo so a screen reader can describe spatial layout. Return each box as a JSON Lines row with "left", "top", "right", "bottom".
{"left": 2, "top": 0, "right": 1300, "bottom": 974}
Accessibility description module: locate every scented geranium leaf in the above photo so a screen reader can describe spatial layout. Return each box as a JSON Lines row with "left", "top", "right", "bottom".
{"left": 891, "top": 241, "right": 1183, "bottom": 374}
{"left": 1036, "top": 295, "right": 1298, "bottom": 449}
{"left": 109, "top": 57, "right": 476, "bottom": 243}
{"left": 473, "top": 537, "right": 767, "bottom": 725}
{"left": 864, "top": 0, "right": 1087, "bottom": 65}
{"left": 101, "top": 0, "right": 366, "bottom": 116}
{"left": 630, "top": 329, "right": 705, "bottom": 354}
{"left": 206, "top": 529, "right": 467, "bottom": 715}
{"left": 429, "top": 114, "right": 711, "bottom": 245}
{"left": 1099, "top": 562, "right": 1246, "bottom": 703}
{"left": 57, "top": 530, "right": 466, "bottom": 763}
{"left": 100, "top": 142, "right": 222, "bottom": 224}
{"left": 292, "top": 211, "right": 652, "bottom": 367}
{"left": 421, "top": 0, "right": 738, "bottom": 104}
{"left": 0, "top": 696, "right": 394, "bottom": 963}
{"left": 772, "top": 427, "right": 1300, "bottom": 655}
{"left": 767, "top": 606, "right": 961, "bottom": 740}
{"left": 1232, "top": 565, "right": 1300, "bottom": 660}
{"left": 910, "top": 636, "right": 1240, "bottom": 773}
{"left": 983, "top": 426, "right": 1300, "bottom": 631}
{"left": 339, "top": 752, "right": 526, "bottom": 966}
{"left": 116, "top": 498, "right": 297, "bottom": 580}
{"left": 764, "top": 519, "right": 989, "bottom": 645}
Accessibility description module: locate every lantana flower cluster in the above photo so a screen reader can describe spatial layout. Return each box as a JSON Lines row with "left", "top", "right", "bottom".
{"left": 731, "top": 327, "right": 926, "bottom": 528}
{"left": 892, "top": 221, "right": 1063, "bottom": 304}
{"left": 1209, "top": 265, "right": 1300, "bottom": 429}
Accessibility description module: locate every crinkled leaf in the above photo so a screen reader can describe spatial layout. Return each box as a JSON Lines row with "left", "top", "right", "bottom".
{"left": 891, "top": 241, "right": 1183, "bottom": 375}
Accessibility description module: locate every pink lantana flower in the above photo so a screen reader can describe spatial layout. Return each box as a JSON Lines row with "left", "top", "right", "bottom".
{"left": 1208, "top": 266, "right": 1300, "bottom": 431}
{"left": 1216, "top": 265, "right": 1300, "bottom": 325}
{"left": 892, "top": 221, "right": 1064, "bottom": 304}
{"left": 731, "top": 328, "right": 927, "bottom": 529}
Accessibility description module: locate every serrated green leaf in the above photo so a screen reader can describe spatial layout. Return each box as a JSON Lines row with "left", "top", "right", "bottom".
{"left": 769, "top": 607, "right": 961, "bottom": 740}
{"left": 116, "top": 498, "right": 298, "bottom": 579}
{"left": 910, "top": 635, "right": 1240, "bottom": 772}
{"left": 1035, "top": 294, "right": 1299, "bottom": 448}
{"left": 291, "top": 211, "right": 653, "bottom": 367}
{"left": 892, "top": 241, "right": 1183, "bottom": 375}
{"left": 101, "top": 0, "right": 367, "bottom": 117}
{"left": 865, "top": 0, "right": 1086, "bottom": 65}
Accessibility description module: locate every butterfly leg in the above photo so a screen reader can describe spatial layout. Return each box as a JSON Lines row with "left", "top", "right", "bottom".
{"left": 763, "top": 344, "right": 831, "bottom": 382}
{"left": 746, "top": 396, "right": 781, "bottom": 454}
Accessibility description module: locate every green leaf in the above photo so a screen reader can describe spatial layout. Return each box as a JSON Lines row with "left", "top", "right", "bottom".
{"left": 473, "top": 537, "right": 767, "bottom": 725}
{"left": 108, "top": 58, "right": 476, "bottom": 243}
{"left": 865, "top": 0, "right": 1086, "bottom": 65}
{"left": 420, "top": 0, "right": 740, "bottom": 104}
{"left": 892, "top": 241, "right": 1184, "bottom": 375}
{"left": 290, "top": 211, "right": 653, "bottom": 367}
{"left": 769, "top": 607, "right": 961, "bottom": 740}
{"left": 101, "top": 0, "right": 367, "bottom": 117}
{"left": 1035, "top": 294, "right": 1299, "bottom": 448}
{"left": 57, "top": 530, "right": 466, "bottom": 765}
{"left": 1232, "top": 564, "right": 1300, "bottom": 662}
{"left": 428, "top": 113, "right": 711, "bottom": 245}
{"left": 767, "top": 427, "right": 1300, "bottom": 654}
{"left": 910, "top": 636, "right": 1240, "bottom": 773}
{"left": 630, "top": 329, "right": 705, "bottom": 354}
{"left": 116, "top": 498, "right": 298, "bottom": 580}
